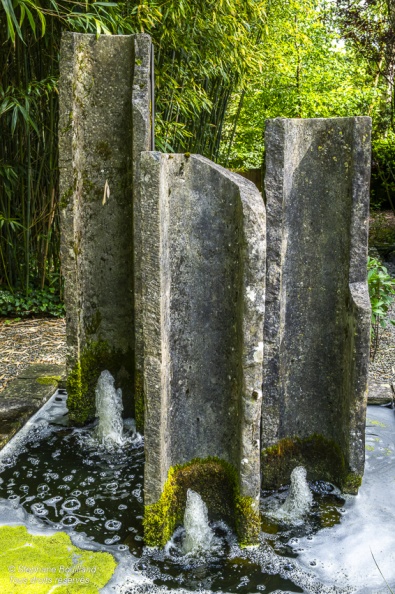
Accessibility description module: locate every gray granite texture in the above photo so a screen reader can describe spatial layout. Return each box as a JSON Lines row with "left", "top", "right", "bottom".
{"left": 262, "top": 117, "right": 371, "bottom": 493}
{"left": 58, "top": 33, "right": 152, "bottom": 423}
{"left": 140, "top": 153, "right": 266, "bottom": 513}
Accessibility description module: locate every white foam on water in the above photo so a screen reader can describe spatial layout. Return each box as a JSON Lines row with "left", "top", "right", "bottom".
{"left": 295, "top": 406, "right": 395, "bottom": 592}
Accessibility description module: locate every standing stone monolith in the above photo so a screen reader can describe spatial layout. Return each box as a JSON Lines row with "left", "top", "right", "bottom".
{"left": 140, "top": 153, "right": 266, "bottom": 546}
{"left": 59, "top": 33, "right": 152, "bottom": 424}
{"left": 262, "top": 117, "right": 371, "bottom": 494}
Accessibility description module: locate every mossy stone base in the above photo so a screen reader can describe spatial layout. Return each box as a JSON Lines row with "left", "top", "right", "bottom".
{"left": 67, "top": 340, "right": 133, "bottom": 425}
{"left": 261, "top": 434, "right": 362, "bottom": 495}
{"left": 144, "top": 458, "right": 260, "bottom": 548}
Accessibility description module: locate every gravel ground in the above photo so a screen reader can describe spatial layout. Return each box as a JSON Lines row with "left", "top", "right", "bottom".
{"left": 0, "top": 317, "right": 66, "bottom": 392}
{"left": 368, "top": 260, "right": 395, "bottom": 387}
{"left": 0, "top": 260, "right": 393, "bottom": 393}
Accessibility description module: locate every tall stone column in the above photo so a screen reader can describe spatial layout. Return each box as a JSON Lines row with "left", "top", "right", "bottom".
{"left": 59, "top": 33, "right": 152, "bottom": 424}
{"left": 140, "top": 153, "right": 266, "bottom": 546}
{"left": 262, "top": 117, "right": 371, "bottom": 494}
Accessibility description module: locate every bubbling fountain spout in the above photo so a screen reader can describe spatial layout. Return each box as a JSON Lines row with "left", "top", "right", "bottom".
{"left": 182, "top": 489, "right": 215, "bottom": 554}
{"left": 274, "top": 466, "right": 313, "bottom": 522}
{"left": 94, "top": 370, "right": 124, "bottom": 448}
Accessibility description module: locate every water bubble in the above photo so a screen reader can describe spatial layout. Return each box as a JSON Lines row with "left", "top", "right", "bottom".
{"left": 37, "top": 484, "right": 49, "bottom": 494}
{"left": 24, "top": 495, "right": 35, "bottom": 503}
{"left": 71, "top": 490, "right": 82, "bottom": 497}
{"left": 86, "top": 498, "right": 95, "bottom": 507}
{"left": 31, "top": 503, "right": 49, "bottom": 517}
{"left": 61, "top": 515, "right": 79, "bottom": 527}
{"left": 94, "top": 508, "right": 105, "bottom": 516}
{"left": 106, "top": 482, "right": 118, "bottom": 491}
{"left": 104, "top": 536, "right": 121, "bottom": 545}
{"left": 7, "top": 479, "right": 16, "bottom": 487}
{"left": 19, "top": 485, "right": 29, "bottom": 493}
{"left": 118, "top": 504, "right": 127, "bottom": 510}
{"left": 52, "top": 450, "right": 61, "bottom": 459}
{"left": 62, "top": 498, "right": 81, "bottom": 512}
{"left": 86, "top": 476, "right": 95, "bottom": 484}
{"left": 45, "top": 496, "right": 63, "bottom": 505}
{"left": 8, "top": 494, "right": 20, "bottom": 502}
{"left": 26, "top": 471, "right": 33, "bottom": 478}
{"left": 63, "top": 475, "right": 73, "bottom": 482}
{"left": 105, "top": 520, "right": 122, "bottom": 531}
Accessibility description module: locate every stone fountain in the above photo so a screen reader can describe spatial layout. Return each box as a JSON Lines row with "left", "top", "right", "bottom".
{"left": 58, "top": 32, "right": 371, "bottom": 548}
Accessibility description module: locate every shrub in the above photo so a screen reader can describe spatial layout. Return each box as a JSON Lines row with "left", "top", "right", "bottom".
{"left": 367, "top": 256, "right": 395, "bottom": 360}
{"left": 0, "top": 287, "right": 64, "bottom": 318}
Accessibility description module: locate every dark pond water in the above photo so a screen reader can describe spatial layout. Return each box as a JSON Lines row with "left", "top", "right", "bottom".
{"left": 0, "top": 392, "right": 393, "bottom": 594}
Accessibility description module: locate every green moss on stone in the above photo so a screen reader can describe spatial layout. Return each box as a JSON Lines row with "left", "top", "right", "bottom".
{"left": 95, "top": 141, "right": 112, "bottom": 160}
{"left": 84, "top": 310, "right": 102, "bottom": 336}
{"left": 66, "top": 341, "right": 109, "bottom": 425}
{"left": 261, "top": 434, "right": 356, "bottom": 493}
{"left": 342, "top": 472, "right": 363, "bottom": 495}
{"left": 59, "top": 186, "right": 73, "bottom": 209}
{"left": 0, "top": 525, "right": 116, "bottom": 593}
{"left": 67, "top": 340, "right": 133, "bottom": 425}
{"left": 36, "top": 376, "right": 61, "bottom": 386}
{"left": 144, "top": 457, "right": 260, "bottom": 548}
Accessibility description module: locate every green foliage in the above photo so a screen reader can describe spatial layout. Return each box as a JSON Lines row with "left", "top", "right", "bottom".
{"left": 368, "top": 256, "right": 395, "bottom": 360}
{"left": 219, "top": 0, "right": 376, "bottom": 169}
{"left": 0, "top": 287, "right": 65, "bottom": 317}
{"left": 0, "top": 0, "right": 268, "bottom": 294}
{"left": 371, "top": 133, "right": 395, "bottom": 211}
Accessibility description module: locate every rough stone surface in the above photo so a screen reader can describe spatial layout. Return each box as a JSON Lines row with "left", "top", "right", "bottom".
{"left": 262, "top": 117, "right": 371, "bottom": 491}
{"left": 140, "top": 153, "right": 266, "bottom": 517}
{"left": 132, "top": 35, "right": 154, "bottom": 429}
{"left": 0, "top": 363, "right": 65, "bottom": 449}
{"left": 59, "top": 33, "right": 152, "bottom": 420}
{"left": 368, "top": 382, "right": 393, "bottom": 405}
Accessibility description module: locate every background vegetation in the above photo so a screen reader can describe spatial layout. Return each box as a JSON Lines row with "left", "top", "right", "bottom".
{"left": 0, "top": 0, "right": 394, "bottom": 313}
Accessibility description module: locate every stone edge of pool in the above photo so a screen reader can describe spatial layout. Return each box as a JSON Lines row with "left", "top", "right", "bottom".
{"left": 0, "top": 363, "right": 66, "bottom": 450}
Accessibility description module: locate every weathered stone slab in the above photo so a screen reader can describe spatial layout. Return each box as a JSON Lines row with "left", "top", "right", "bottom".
{"left": 262, "top": 117, "right": 371, "bottom": 494}
{"left": 0, "top": 363, "right": 65, "bottom": 449}
{"left": 140, "top": 153, "right": 266, "bottom": 545}
{"left": 59, "top": 33, "right": 152, "bottom": 424}
{"left": 368, "top": 382, "right": 393, "bottom": 405}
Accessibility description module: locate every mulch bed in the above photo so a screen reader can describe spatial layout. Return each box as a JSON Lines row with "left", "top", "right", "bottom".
{"left": 0, "top": 317, "right": 66, "bottom": 392}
